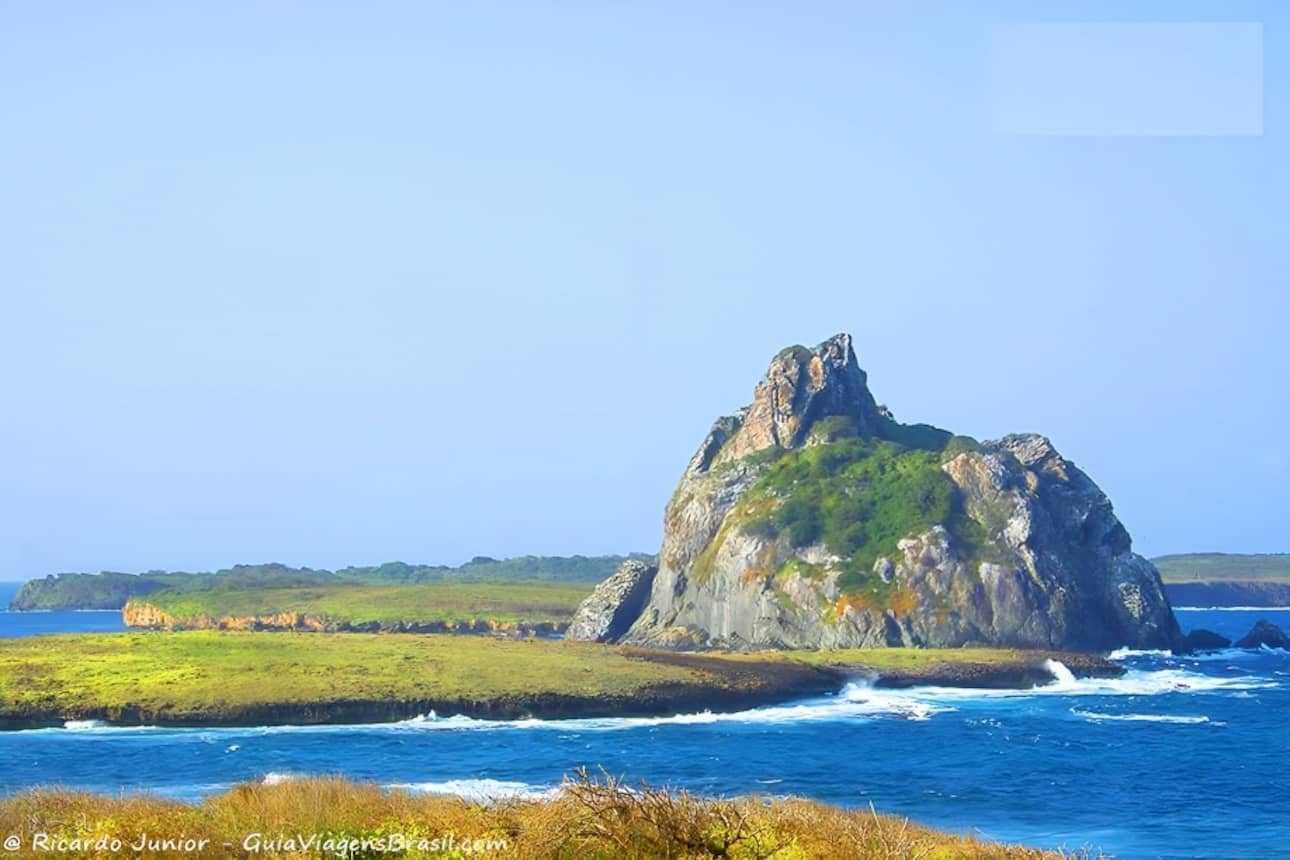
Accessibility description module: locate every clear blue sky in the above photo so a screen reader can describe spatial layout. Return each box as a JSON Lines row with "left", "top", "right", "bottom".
{"left": 1, "top": 1, "right": 1285, "bottom": 577}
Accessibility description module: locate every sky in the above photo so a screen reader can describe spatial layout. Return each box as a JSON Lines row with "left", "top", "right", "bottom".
{"left": 1, "top": 1, "right": 1286, "bottom": 578}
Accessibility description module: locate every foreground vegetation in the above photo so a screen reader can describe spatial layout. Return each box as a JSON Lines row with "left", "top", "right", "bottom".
{"left": 10, "top": 555, "right": 646, "bottom": 611}
{"left": 1152, "top": 552, "right": 1290, "bottom": 583}
{"left": 130, "top": 581, "right": 591, "bottom": 629}
{"left": 0, "top": 633, "right": 1116, "bottom": 728}
{"left": 0, "top": 773, "right": 1085, "bottom": 859}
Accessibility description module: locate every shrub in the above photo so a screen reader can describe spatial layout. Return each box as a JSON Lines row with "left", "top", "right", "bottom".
{"left": 736, "top": 438, "right": 958, "bottom": 606}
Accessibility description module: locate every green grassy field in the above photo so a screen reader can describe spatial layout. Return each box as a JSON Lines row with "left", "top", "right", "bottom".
{"left": 1152, "top": 553, "right": 1290, "bottom": 583}
{"left": 0, "top": 633, "right": 1115, "bottom": 727}
{"left": 0, "top": 632, "right": 837, "bottom": 725}
{"left": 134, "top": 581, "right": 593, "bottom": 627}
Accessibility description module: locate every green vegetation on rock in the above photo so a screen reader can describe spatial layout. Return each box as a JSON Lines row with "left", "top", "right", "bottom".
{"left": 735, "top": 438, "right": 956, "bottom": 594}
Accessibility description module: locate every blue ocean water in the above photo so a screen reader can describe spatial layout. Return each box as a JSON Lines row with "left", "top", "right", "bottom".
{"left": 0, "top": 600, "right": 1286, "bottom": 859}
{"left": 0, "top": 583, "right": 125, "bottom": 637}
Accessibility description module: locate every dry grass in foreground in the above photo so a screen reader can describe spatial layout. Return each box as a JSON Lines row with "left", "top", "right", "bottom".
{"left": 0, "top": 771, "right": 1101, "bottom": 859}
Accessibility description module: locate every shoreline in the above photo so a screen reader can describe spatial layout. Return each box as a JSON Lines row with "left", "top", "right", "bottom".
{"left": 0, "top": 635, "right": 1122, "bottom": 730}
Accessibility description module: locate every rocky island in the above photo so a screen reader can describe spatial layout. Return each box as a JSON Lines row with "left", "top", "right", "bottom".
{"left": 572, "top": 334, "right": 1182, "bottom": 652}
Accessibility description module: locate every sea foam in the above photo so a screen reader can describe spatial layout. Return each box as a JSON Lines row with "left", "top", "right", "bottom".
{"left": 384, "top": 779, "right": 558, "bottom": 802}
{"left": 1070, "top": 708, "right": 1214, "bottom": 725}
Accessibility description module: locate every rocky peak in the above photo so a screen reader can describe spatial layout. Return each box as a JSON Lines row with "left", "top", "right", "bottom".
{"left": 596, "top": 334, "right": 1183, "bottom": 654}
{"left": 699, "top": 333, "right": 881, "bottom": 472}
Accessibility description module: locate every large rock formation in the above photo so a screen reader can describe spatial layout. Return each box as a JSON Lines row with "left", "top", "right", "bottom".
{"left": 566, "top": 560, "right": 658, "bottom": 643}
{"left": 572, "top": 333, "right": 1183, "bottom": 652}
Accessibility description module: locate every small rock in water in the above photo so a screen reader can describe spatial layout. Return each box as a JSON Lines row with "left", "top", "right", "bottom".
{"left": 1183, "top": 628, "right": 1232, "bottom": 652}
{"left": 1234, "top": 620, "right": 1290, "bottom": 650}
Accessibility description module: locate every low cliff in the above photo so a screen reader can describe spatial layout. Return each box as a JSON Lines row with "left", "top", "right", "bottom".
{"left": 122, "top": 601, "right": 568, "bottom": 637}
{"left": 573, "top": 334, "right": 1182, "bottom": 653}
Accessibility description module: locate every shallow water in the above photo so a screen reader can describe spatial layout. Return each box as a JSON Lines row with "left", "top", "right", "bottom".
{"left": 0, "top": 594, "right": 1286, "bottom": 859}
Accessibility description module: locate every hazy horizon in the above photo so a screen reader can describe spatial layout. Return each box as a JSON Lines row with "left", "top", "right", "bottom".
{"left": 3, "top": 2, "right": 1286, "bottom": 578}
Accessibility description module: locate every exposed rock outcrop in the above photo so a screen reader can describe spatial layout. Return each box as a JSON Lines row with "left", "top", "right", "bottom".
{"left": 598, "top": 334, "right": 1183, "bottom": 652}
{"left": 122, "top": 602, "right": 567, "bottom": 637}
{"left": 1234, "top": 621, "right": 1290, "bottom": 650}
{"left": 567, "top": 560, "right": 658, "bottom": 643}
{"left": 1182, "top": 628, "right": 1232, "bottom": 652}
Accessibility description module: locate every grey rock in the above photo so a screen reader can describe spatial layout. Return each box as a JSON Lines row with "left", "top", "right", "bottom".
{"left": 1234, "top": 620, "right": 1290, "bottom": 650}
{"left": 600, "top": 334, "right": 1183, "bottom": 652}
{"left": 1182, "top": 628, "right": 1231, "bottom": 652}
{"left": 566, "top": 560, "right": 658, "bottom": 643}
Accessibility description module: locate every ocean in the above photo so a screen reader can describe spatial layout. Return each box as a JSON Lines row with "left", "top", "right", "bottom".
{"left": 0, "top": 582, "right": 126, "bottom": 637}
{"left": 0, "top": 586, "right": 1285, "bottom": 859}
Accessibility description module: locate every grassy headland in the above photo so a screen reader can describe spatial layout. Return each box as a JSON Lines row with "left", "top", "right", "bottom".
{"left": 0, "top": 633, "right": 1118, "bottom": 729}
{"left": 1153, "top": 552, "right": 1290, "bottom": 582}
{"left": 126, "top": 581, "right": 591, "bottom": 631}
{"left": 1153, "top": 553, "right": 1290, "bottom": 607}
{"left": 0, "top": 774, "right": 1075, "bottom": 859}
{"left": 10, "top": 555, "right": 644, "bottom": 611}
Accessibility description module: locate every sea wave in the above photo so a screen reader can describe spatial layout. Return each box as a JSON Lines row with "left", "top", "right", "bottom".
{"left": 262, "top": 771, "right": 301, "bottom": 786}
{"left": 1070, "top": 708, "right": 1214, "bottom": 725}
{"left": 389, "top": 687, "right": 949, "bottom": 732}
{"left": 385, "top": 779, "right": 558, "bottom": 802}
{"left": 58, "top": 720, "right": 158, "bottom": 733}
{"left": 1107, "top": 648, "right": 1173, "bottom": 660}
{"left": 891, "top": 660, "right": 1275, "bottom": 703}
{"left": 1174, "top": 606, "right": 1290, "bottom": 612}
{"left": 256, "top": 772, "right": 557, "bottom": 801}
{"left": 63, "top": 719, "right": 108, "bottom": 731}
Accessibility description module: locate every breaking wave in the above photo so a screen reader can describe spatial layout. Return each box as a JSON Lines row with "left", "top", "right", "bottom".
{"left": 1107, "top": 648, "right": 1174, "bottom": 660}
{"left": 1070, "top": 708, "right": 1214, "bottom": 725}
{"left": 1174, "top": 606, "right": 1290, "bottom": 612}
{"left": 385, "top": 779, "right": 558, "bottom": 802}
{"left": 390, "top": 685, "right": 949, "bottom": 731}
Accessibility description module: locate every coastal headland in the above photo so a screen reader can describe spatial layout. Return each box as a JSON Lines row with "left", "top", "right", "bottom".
{"left": 0, "top": 632, "right": 1117, "bottom": 730}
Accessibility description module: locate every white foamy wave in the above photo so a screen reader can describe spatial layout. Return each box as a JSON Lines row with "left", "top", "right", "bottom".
{"left": 1071, "top": 708, "right": 1214, "bottom": 725}
{"left": 1042, "top": 659, "right": 1078, "bottom": 687}
{"left": 889, "top": 665, "right": 1273, "bottom": 704}
{"left": 1174, "top": 606, "right": 1290, "bottom": 612}
{"left": 63, "top": 719, "right": 107, "bottom": 731}
{"left": 58, "top": 720, "right": 158, "bottom": 733}
{"left": 1107, "top": 648, "right": 1173, "bottom": 660}
{"left": 385, "top": 686, "right": 949, "bottom": 732}
{"left": 262, "top": 772, "right": 303, "bottom": 786}
{"left": 1183, "top": 648, "right": 1262, "bottom": 662}
{"left": 386, "top": 779, "right": 558, "bottom": 802}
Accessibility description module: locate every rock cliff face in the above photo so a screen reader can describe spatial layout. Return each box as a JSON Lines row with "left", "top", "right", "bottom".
{"left": 122, "top": 602, "right": 567, "bottom": 637}
{"left": 575, "top": 334, "right": 1182, "bottom": 652}
{"left": 566, "top": 560, "right": 658, "bottom": 643}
